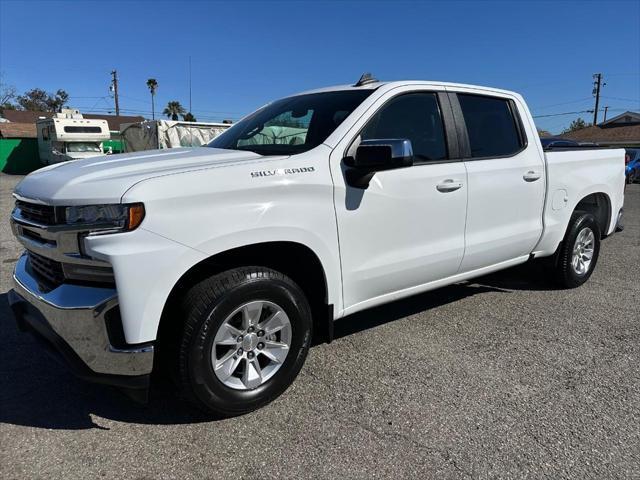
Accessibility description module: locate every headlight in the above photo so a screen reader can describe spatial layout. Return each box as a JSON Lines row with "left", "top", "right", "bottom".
{"left": 65, "top": 203, "right": 145, "bottom": 231}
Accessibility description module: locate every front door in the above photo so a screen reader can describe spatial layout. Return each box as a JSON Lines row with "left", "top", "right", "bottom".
{"left": 331, "top": 89, "right": 468, "bottom": 311}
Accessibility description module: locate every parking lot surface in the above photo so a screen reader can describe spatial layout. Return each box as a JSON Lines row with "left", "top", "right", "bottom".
{"left": 1, "top": 173, "right": 638, "bottom": 479}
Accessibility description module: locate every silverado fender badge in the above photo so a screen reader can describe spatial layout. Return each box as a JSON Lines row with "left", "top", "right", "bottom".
{"left": 251, "top": 166, "right": 315, "bottom": 178}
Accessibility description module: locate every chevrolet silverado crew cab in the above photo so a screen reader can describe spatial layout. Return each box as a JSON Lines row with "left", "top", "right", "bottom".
{"left": 9, "top": 75, "right": 625, "bottom": 416}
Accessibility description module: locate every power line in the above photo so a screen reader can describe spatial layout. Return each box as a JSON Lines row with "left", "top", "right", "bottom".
{"left": 533, "top": 110, "right": 593, "bottom": 119}
{"left": 118, "top": 94, "right": 150, "bottom": 105}
{"left": 68, "top": 96, "right": 109, "bottom": 99}
{"left": 532, "top": 107, "right": 631, "bottom": 119}
{"left": 72, "top": 105, "right": 241, "bottom": 121}
{"left": 532, "top": 97, "right": 593, "bottom": 110}
{"left": 603, "top": 73, "right": 640, "bottom": 77}
{"left": 600, "top": 95, "right": 640, "bottom": 103}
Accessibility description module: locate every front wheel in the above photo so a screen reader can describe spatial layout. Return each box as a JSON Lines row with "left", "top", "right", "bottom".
{"left": 552, "top": 212, "right": 601, "bottom": 288}
{"left": 177, "top": 267, "right": 312, "bottom": 417}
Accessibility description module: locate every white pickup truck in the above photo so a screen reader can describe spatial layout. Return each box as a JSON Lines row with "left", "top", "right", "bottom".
{"left": 9, "top": 76, "right": 625, "bottom": 416}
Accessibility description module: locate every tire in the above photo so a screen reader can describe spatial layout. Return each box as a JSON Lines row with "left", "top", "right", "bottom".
{"left": 177, "top": 267, "right": 312, "bottom": 417}
{"left": 552, "top": 212, "right": 601, "bottom": 288}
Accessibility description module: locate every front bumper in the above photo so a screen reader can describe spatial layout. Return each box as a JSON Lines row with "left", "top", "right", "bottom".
{"left": 8, "top": 254, "right": 154, "bottom": 389}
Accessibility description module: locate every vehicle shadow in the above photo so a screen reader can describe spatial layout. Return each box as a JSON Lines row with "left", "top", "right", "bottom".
{"left": 333, "top": 260, "right": 553, "bottom": 339}
{"left": 0, "top": 260, "right": 555, "bottom": 430}
{"left": 0, "top": 293, "right": 210, "bottom": 430}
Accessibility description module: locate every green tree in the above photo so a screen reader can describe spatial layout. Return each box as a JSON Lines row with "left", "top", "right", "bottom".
{"left": 562, "top": 117, "right": 587, "bottom": 134}
{"left": 16, "top": 88, "right": 69, "bottom": 112}
{"left": 537, "top": 129, "right": 552, "bottom": 137}
{"left": 146, "top": 78, "right": 158, "bottom": 119}
{"left": 182, "top": 112, "right": 196, "bottom": 122}
{"left": 163, "top": 100, "right": 185, "bottom": 121}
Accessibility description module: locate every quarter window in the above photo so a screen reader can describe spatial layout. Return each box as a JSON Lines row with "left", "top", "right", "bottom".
{"left": 359, "top": 92, "right": 448, "bottom": 162}
{"left": 457, "top": 94, "right": 524, "bottom": 158}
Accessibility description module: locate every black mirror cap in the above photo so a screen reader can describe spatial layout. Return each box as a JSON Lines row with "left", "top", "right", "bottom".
{"left": 352, "top": 139, "right": 414, "bottom": 170}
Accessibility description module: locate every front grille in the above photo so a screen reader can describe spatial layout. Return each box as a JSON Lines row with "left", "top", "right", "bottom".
{"left": 16, "top": 200, "right": 58, "bottom": 225}
{"left": 27, "top": 251, "right": 65, "bottom": 288}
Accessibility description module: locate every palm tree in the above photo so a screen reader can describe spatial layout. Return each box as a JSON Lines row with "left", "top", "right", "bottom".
{"left": 146, "top": 78, "right": 158, "bottom": 120}
{"left": 163, "top": 101, "right": 185, "bottom": 121}
{"left": 182, "top": 112, "right": 196, "bottom": 122}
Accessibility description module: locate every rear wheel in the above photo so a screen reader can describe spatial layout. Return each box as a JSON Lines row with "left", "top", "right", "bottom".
{"left": 177, "top": 267, "right": 312, "bottom": 417}
{"left": 551, "top": 212, "right": 601, "bottom": 288}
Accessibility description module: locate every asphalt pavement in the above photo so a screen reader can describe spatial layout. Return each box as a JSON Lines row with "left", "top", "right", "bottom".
{"left": 1, "top": 173, "right": 638, "bottom": 479}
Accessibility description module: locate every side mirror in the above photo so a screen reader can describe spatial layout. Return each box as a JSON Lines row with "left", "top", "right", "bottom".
{"left": 344, "top": 139, "right": 413, "bottom": 188}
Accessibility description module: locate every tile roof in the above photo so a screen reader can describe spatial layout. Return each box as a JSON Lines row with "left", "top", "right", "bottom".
{"left": 0, "top": 122, "right": 37, "bottom": 138}
{"left": 561, "top": 124, "right": 640, "bottom": 145}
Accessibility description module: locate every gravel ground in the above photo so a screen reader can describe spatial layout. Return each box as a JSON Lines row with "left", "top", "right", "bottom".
{"left": 1, "top": 173, "right": 638, "bottom": 479}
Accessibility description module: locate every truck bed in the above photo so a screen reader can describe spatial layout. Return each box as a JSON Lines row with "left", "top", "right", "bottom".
{"left": 534, "top": 148, "right": 626, "bottom": 256}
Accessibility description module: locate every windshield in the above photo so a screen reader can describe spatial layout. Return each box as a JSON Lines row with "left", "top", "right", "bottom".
{"left": 66, "top": 142, "right": 102, "bottom": 153}
{"left": 208, "top": 90, "right": 374, "bottom": 156}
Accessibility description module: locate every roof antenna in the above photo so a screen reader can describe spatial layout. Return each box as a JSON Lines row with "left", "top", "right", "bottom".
{"left": 354, "top": 72, "right": 378, "bottom": 87}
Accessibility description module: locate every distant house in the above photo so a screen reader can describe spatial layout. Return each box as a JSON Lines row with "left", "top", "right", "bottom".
{"left": 0, "top": 109, "right": 145, "bottom": 174}
{"left": 0, "top": 109, "right": 145, "bottom": 135}
{"left": 561, "top": 111, "right": 640, "bottom": 147}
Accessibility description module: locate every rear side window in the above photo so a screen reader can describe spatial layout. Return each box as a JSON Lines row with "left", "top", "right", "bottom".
{"left": 458, "top": 94, "right": 524, "bottom": 158}
{"left": 360, "top": 92, "right": 448, "bottom": 162}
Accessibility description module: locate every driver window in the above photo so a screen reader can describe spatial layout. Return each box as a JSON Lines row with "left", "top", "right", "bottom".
{"left": 349, "top": 92, "right": 448, "bottom": 162}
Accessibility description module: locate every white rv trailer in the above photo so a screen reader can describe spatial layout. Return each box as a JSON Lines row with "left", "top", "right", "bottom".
{"left": 37, "top": 109, "right": 110, "bottom": 165}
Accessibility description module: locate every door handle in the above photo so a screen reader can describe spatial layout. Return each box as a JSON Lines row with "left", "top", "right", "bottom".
{"left": 523, "top": 171, "right": 542, "bottom": 182}
{"left": 436, "top": 179, "right": 463, "bottom": 192}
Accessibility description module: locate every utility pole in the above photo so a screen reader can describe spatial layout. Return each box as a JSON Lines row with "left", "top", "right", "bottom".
{"left": 592, "top": 73, "right": 603, "bottom": 126}
{"left": 603, "top": 106, "right": 609, "bottom": 122}
{"left": 110, "top": 70, "right": 120, "bottom": 116}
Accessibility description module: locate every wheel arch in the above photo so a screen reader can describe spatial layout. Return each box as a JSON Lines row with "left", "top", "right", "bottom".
{"left": 573, "top": 191, "right": 611, "bottom": 239}
{"left": 157, "top": 241, "right": 334, "bottom": 361}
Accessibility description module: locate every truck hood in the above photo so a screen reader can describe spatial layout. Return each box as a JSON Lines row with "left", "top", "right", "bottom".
{"left": 14, "top": 148, "right": 280, "bottom": 205}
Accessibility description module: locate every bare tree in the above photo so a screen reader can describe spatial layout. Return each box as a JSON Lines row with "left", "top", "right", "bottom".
{"left": 0, "top": 73, "right": 17, "bottom": 109}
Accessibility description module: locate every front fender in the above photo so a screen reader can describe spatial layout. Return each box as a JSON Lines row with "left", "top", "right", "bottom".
{"left": 108, "top": 148, "right": 341, "bottom": 342}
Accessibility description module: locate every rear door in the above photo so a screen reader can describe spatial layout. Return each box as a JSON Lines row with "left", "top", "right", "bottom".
{"left": 449, "top": 90, "right": 546, "bottom": 272}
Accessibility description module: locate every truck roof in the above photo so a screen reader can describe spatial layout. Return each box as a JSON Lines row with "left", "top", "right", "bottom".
{"left": 298, "top": 80, "right": 520, "bottom": 98}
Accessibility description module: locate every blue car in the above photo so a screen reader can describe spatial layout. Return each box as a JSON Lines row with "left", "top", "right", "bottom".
{"left": 626, "top": 149, "right": 640, "bottom": 184}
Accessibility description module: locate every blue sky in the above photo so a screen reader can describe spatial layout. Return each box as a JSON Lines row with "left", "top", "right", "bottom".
{"left": 1, "top": 0, "right": 639, "bottom": 133}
